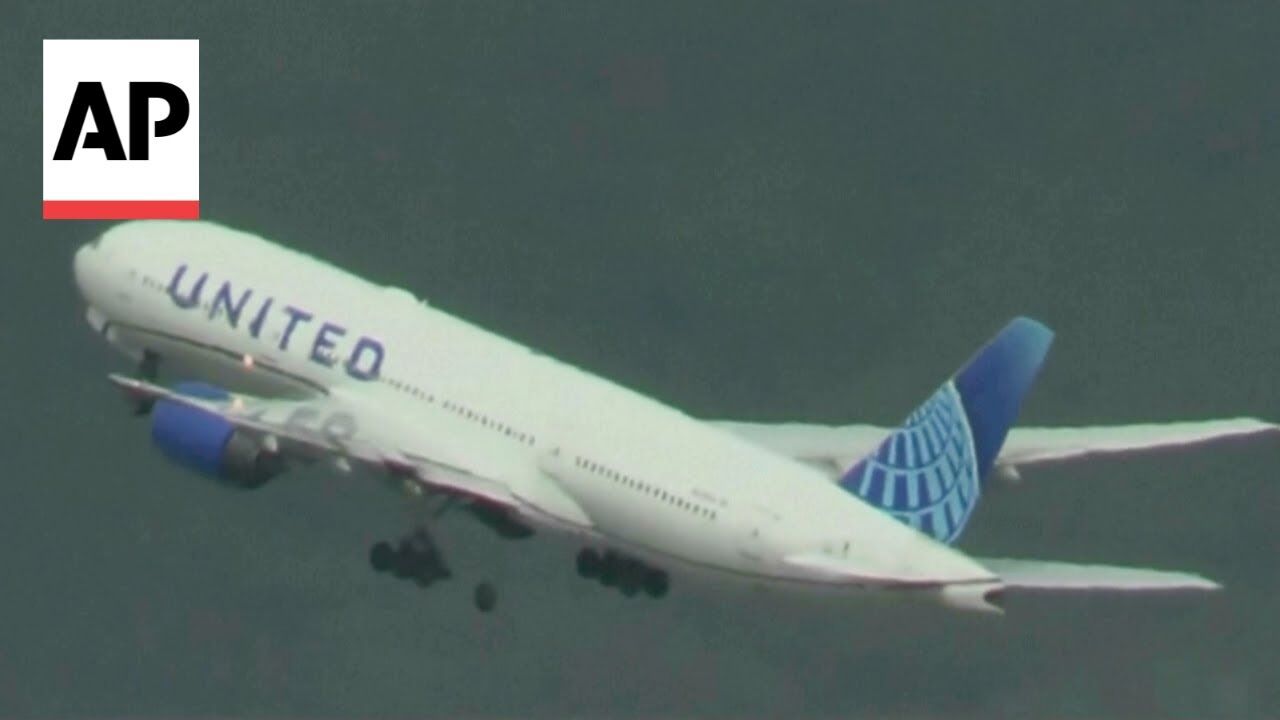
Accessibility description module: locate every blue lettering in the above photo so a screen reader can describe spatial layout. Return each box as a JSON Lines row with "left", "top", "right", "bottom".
{"left": 346, "top": 337, "right": 384, "bottom": 381}
{"left": 209, "top": 281, "right": 252, "bottom": 328}
{"left": 279, "top": 305, "right": 313, "bottom": 351}
{"left": 310, "top": 322, "right": 346, "bottom": 367}
{"left": 248, "top": 297, "right": 273, "bottom": 339}
{"left": 164, "top": 268, "right": 384, "bottom": 378}
{"left": 167, "top": 264, "right": 206, "bottom": 309}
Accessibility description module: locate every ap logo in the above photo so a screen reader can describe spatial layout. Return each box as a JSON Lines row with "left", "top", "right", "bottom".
{"left": 43, "top": 40, "right": 199, "bottom": 220}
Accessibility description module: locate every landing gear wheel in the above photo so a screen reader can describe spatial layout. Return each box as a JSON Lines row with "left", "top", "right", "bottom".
{"left": 575, "top": 547, "right": 670, "bottom": 599}
{"left": 474, "top": 582, "right": 497, "bottom": 613}
{"left": 576, "top": 548, "right": 601, "bottom": 578}
{"left": 369, "top": 541, "right": 394, "bottom": 572}
{"left": 618, "top": 559, "right": 642, "bottom": 597}
{"left": 391, "top": 540, "right": 416, "bottom": 579}
{"left": 373, "top": 525, "right": 457, "bottom": 591}
{"left": 599, "top": 551, "right": 620, "bottom": 587}
{"left": 642, "top": 569, "right": 670, "bottom": 598}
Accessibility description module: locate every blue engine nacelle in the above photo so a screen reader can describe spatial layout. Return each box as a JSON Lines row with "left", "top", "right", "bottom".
{"left": 150, "top": 382, "right": 283, "bottom": 489}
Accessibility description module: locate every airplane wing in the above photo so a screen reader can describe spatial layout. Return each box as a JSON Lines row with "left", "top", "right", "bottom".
{"left": 976, "top": 557, "right": 1221, "bottom": 591}
{"left": 710, "top": 418, "right": 1278, "bottom": 479}
{"left": 109, "top": 373, "right": 526, "bottom": 514}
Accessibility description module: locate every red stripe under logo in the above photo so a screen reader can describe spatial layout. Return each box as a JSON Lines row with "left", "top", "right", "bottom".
{"left": 43, "top": 200, "right": 200, "bottom": 220}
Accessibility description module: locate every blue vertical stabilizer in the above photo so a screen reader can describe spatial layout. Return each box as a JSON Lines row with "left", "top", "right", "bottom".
{"left": 837, "top": 317, "right": 1053, "bottom": 544}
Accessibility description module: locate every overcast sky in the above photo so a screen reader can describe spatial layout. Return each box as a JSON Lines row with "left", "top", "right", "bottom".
{"left": 2, "top": 2, "right": 1278, "bottom": 717}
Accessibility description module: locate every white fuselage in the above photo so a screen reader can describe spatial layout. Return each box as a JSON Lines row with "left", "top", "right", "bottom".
{"left": 73, "top": 221, "right": 995, "bottom": 590}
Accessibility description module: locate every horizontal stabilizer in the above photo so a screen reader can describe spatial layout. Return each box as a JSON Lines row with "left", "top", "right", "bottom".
{"left": 979, "top": 557, "right": 1221, "bottom": 591}
{"left": 709, "top": 417, "right": 1278, "bottom": 479}
{"left": 783, "top": 552, "right": 997, "bottom": 586}
{"left": 998, "top": 419, "right": 1278, "bottom": 465}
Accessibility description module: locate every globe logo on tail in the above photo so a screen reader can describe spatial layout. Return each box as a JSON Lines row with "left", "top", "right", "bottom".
{"left": 843, "top": 382, "right": 979, "bottom": 544}
{"left": 837, "top": 317, "right": 1054, "bottom": 545}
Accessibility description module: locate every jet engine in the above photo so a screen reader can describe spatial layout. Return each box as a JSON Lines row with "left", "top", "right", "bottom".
{"left": 150, "top": 381, "right": 283, "bottom": 489}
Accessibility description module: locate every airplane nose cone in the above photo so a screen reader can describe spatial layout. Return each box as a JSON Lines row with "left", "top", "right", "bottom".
{"left": 73, "top": 237, "right": 110, "bottom": 302}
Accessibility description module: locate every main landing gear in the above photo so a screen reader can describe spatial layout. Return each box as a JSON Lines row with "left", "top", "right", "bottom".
{"left": 369, "top": 529, "right": 452, "bottom": 587}
{"left": 576, "top": 548, "right": 669, "bottom": 598}
{"left": 369, "top": 527, "right": 499, "bottom": 613}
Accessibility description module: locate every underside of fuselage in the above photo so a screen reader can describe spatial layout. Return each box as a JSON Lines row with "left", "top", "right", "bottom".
{"left": 96, "top": 312, "right": 324, "bottom": 399}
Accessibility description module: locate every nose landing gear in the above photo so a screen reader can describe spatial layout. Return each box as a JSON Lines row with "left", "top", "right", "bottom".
{"left": 128, "top": 350, "right": 161, "bottom": 415}
{"left": 576, "top": 548, "right": 669, "bottom": 599}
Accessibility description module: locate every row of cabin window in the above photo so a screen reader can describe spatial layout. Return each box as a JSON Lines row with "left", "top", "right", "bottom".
{"left": 385, "top": 376, "right": 434, "bottom": 403}
{"left": 430, "top": 392, "right": 537, "bottom": 446}
{"left": 573, "top": 456, "right": 717, "bottom": 520}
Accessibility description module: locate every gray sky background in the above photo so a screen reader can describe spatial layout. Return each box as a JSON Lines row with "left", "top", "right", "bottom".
{"left": 2, "top": 2, "right": 1278, "bottom": 717}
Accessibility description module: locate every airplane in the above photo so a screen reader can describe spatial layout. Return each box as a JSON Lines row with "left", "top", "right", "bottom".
{"left": 72, "top": 220, "right": 1274, "bottom": 614}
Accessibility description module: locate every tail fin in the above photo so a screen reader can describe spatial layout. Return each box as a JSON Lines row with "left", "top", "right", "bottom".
{"left": 838, "top": 317, "right": 1053, "bottom": 544}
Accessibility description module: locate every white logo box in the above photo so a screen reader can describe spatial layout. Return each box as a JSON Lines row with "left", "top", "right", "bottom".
{"left": 43, "top": 39, "right": 199, "bottom": 220}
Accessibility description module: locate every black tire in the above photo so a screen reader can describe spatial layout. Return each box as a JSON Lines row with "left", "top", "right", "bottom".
{"left": 406, "top": 553, "right": 436, "bottom": 581}
{"left": 576, "top": 548, "right": 601, "bottom": 579}
{"left": 391, "top": 541, "right": 416, "bottom": 579}
{"left": 618, "top": 560, "right": 642, "bottom": 597}
{"left": 474, "top": 582, "right": 497, "bottom": 613}
{"left": 642, "top": 569, "right": 670, "bottom": 598}
{"left": 599, "top": 552, "right": 620, "bottom": 587}
{"left": 369, "top": 541, "right": 395, "bottom": 572}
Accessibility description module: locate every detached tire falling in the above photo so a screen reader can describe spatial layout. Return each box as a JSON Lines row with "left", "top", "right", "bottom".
{"left": 474, "top": 582, "right": 497, "bottom": 613}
